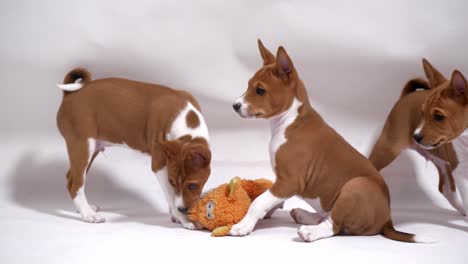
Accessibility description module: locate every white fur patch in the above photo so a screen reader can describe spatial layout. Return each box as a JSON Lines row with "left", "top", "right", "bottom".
{"left": 57, "top": 78, "right": 84, "bottom": 91}
{"left": 155, "top": 167, "right": 195, "bottom": 229}
{"left": 73, "top": 138, "right": 105, "bottom": 223}
{"left": 230, "top": 190, "right": 285, "bottom": 236}
{"left": 234, "top": 96, "right": 251, "bottom": 118}
{"left": 166, "top": 102, "right": 209, "bottom": 142}
{"left": 269, "top": 98, "right": 302, "bottom": 169}
{"left": 174, "top": 195, "right": 184, "bottom": 209}
{"left": 414, "top": 124, "right": 423, "bottom": 135}
{"left": 297, "top": 216, "right": 335, "bottom": 242}
{"left": 452, "top": 130, "right": 468, "bottom": 214}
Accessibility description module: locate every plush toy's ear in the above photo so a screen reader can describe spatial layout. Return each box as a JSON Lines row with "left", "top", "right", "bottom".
{"left": 228, "top": 177, "right": 241, "bottom": 198}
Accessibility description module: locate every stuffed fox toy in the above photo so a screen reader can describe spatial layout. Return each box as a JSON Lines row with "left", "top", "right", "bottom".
{"left": 188, "top": 177, "right": 274, "bottom": 236}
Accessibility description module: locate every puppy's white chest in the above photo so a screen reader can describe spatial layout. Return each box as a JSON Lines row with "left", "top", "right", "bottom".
{"left": 268, "top": 98, "right": 302, "bottom": 170}
{"left": 269, "top": 131, "right": 287, "bottom": 169}
{"left": 452, "top": 131, "right": 468, "bottom": 178}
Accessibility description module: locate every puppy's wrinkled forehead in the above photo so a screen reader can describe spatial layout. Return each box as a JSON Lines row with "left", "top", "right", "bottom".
{"left": 249, "top": 65, "right": 276, "bottom": 86}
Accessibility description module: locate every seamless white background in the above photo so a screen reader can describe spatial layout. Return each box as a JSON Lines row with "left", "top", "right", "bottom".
{"left": 1, "top": 1, "right": 468, "bottom": 264}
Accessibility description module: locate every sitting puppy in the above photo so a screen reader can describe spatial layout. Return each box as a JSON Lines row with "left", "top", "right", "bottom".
{"left": 56, "top": 68, "right": 211, "bottom": 229}
{"left": 369, "top": 59, "right": 468, "bottom": 216}
{"left": 230, "top": 40, "right": 427, "bottom": 242}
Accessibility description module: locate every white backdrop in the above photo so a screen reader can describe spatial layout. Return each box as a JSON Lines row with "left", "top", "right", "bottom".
{"left": 1, "top": 1, "right": 468, "bottom": 264}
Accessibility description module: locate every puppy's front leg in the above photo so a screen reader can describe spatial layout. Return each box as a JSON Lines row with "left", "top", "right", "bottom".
{"left": 155, "top": 167, "right": 196, "bottom": 230}
{"left": 230, "top": 190, "right": 285, "bottom": 236}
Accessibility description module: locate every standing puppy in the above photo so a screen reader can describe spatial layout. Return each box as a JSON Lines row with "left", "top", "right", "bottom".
{"left": 369, "top": 59, "right": 468, "bottom": 216}
{"left": 56, "top": 69, "right": 211, "bottom": 229}
{"left": 230, "top": 40, "right": 427, "bottom": 242}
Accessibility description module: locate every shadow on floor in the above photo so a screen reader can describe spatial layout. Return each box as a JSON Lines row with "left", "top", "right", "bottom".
{"left": 7, "top": 152, "right": 180, "bottom": 228}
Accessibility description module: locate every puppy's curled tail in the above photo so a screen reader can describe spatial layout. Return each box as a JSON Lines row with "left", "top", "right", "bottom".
{"left": 400, "top": 78, "right": 430, "bottom": 98}
{"left": 381, "top": 221, "right": 436, "bottom": 243}
{"left": 57, "top": 68, "right": 92, "bottom": 94}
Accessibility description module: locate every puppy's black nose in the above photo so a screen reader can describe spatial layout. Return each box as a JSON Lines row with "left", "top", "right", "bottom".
{"left": 233, "top": 103, "right": 241, "bottom": 112}
{"left": 413, "top": 133, "right": 424, "bottom": 143}
{"left": 177, "top": 207, "right": 188, "bottom": 214}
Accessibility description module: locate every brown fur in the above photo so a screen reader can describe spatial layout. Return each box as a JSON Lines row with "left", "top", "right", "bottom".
{"left": 57, "top": 69, "right": 211, "bottom": 209}
{"left": 369, "top": 59, "right": 468, "bottom": 205}
{"left": 237, "top": 40, "right": 417, "bottom": 242}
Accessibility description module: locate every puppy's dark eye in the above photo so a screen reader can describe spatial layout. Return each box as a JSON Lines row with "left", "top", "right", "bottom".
{"left": 434, "top": 113, "right": 445, "bottom": 121}
{"left": 188, "top": 184, "right": 198, "bottom": 191}
{"left": 256, "top": 87, "right": 265, "bottom": 95}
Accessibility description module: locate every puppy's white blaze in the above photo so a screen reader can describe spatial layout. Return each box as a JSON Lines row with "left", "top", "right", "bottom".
{"left": 167, "top": 102, "right": 210, "bottom": 142}
{"left": 412, "top": 235, "right": 437, "bottom": 243}
{"left": 269, "top": 98, "right": 302, "bottom": 169}
{"left": 414, "top": 124, "right": 423, "bottom": 135}
{"left": 234, "top": 96, "right": 250, "bottom": 117}
{"left": 175, "top": 195, "right": 184, "bottom": 208}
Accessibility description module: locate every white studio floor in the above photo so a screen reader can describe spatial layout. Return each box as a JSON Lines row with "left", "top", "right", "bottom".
{"left": 1, "top": 128, "right": 468, "bottom": 264}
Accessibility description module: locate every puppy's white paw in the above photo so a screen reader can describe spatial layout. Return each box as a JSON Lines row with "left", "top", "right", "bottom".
{"left": 171, "top": 215, "right": 181, "bottom": 223}
{"left": 90, "top": 204, "right": 100, "bottom": 212}
{"left": 182, "top": 222, "right": 197, "bottom": 230}
{"left": 170, "top": 210, "right": 199, "bottom": 230}
{"left": 297, "top": 225, "right": 317, "bottom": 242}
{"left": 297, "top": 223, "right": 334, "bottom": 242}
{"left": 170, "top": 210, "right": 184, "bottom": 223}
{"left": 76, "top": 204, "right": 100, "bottom": 213}
{"left": 230, "top": 217, "right": 256, "bottom": 236}
{"left": 82, "top": 212, "right": 105, "bottom": 223}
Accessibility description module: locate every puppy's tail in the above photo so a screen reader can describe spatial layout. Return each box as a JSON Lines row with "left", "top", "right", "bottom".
{"left": 57, "top": 68, "right": 91, "bottom": 94}
{"left": 381, "top": 221, "right": 436, "bottom": 243}
{"left": 400, "top": 78, "right": 430, "bottom": 98}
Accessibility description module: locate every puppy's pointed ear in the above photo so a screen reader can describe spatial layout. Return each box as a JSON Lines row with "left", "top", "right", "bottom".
{"left": 276, "top": 46, "right": 295, "bottom": 81}
{"left": 447, "top": 70, "right": 468, "bottom": 105}
{"left": 258, "top": 39, "right": 275, "bottom": 65}
{"left": 422, "top": 58, "right": 446, "bottom": 88}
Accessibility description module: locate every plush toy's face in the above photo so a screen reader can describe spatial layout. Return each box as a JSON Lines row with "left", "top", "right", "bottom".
{"left": 188, "top": 178, "right": 251, "bottom": 231}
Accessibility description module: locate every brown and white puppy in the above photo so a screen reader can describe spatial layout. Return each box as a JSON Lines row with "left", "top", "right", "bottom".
{"left": 56, "top": 69, "right": 211, "bottom": 228}
{"left": 369, "top": 59, "right": 468, "bottom": 216}
{"left": 230, "top": 40, "right": 429, "bottom": 242}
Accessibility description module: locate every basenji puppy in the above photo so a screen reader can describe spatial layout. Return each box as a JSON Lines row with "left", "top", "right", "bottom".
{"left": 56, "top": 68, "right": 211, "bottom": 229}
{"left": 369, "top": 59, "right": 468, "bottom": 216}
{"left": 230, "top": 40, "right": 428, "bottom": 242}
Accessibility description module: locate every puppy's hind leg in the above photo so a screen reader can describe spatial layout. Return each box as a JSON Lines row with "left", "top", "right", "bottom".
{"left": 290, "top": 208, "right": 324, "bottom": 225}
{"left": 297, "top": 216, "right": 336, "bottom": 242}
{"left": 65, "top": 138, "right": 105, "bottom": 223}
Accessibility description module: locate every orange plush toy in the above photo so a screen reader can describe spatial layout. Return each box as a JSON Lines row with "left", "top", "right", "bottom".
{"left": 188, "top": 177, "right": 276, "bottom": 236}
